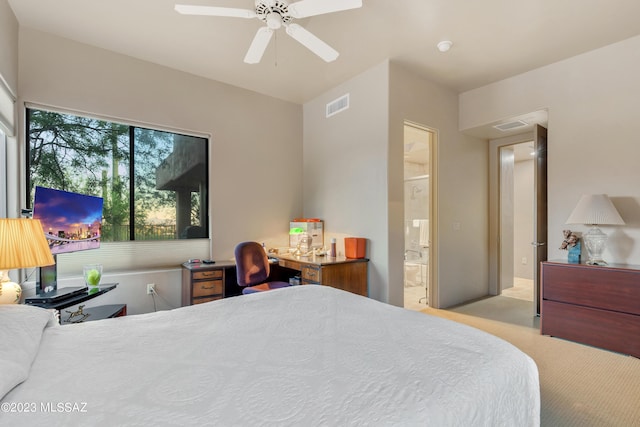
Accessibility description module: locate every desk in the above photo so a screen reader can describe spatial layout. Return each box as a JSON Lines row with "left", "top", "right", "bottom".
{"left": 181, "top": 256, "right": 369, "bottom": 302}
{"left": 275, "top": 254, "right": 369, "bottom": 297}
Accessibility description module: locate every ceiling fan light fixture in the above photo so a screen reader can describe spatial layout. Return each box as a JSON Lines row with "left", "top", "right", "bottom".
{"left": 437, "top": 40, "right": 453, "bottom": 52}
{"left": 266, "top": 12, "right": 282, "bottom": 29}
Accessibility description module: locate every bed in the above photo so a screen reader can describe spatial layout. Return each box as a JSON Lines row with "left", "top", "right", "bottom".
{"left": 1, "top": 285, "right": 539, "bottom": 426}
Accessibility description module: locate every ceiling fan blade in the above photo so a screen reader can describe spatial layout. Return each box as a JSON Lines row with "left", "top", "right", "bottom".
{"left": 288, "top": 0, "right": 362, "bottom": 19}
{"left": 285, "top": 23, "right": 338, "bottom": 62}
{"left": 174, "top": 5, "right": 256, "bottom": 19}
{"left": 244, "top": 27, "right": 274, "bottom": 64}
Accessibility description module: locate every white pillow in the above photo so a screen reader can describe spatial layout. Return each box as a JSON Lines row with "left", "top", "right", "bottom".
{"left": 0, "top": 304, "right": 57, "bottom": 399}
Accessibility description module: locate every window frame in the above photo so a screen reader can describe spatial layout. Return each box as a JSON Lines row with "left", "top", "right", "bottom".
{"left": 23, "top": 103, "right": 212, "bottom": 275}
{"left": 0, "top": 129, "right": 6, "bottom": 218}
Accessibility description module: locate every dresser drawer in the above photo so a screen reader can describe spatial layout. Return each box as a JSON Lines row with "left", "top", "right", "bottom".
{"left": 193, "top": 270, "right": 223, "bottom": 280}
{"left": 542, "top": 300, "right": 640, "bottom": 357}
{"left": 192, "top": 280, "right": 223, "bottom": 298}
{"left": 543, "top": 263, "right": 640, "bottom": 315}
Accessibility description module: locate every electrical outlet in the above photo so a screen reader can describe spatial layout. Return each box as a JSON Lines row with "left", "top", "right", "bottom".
{"left": 146, "top": 283, "right": 156, "bottom": 295}
{"left": 522, "top": 257, "right": 527, "bottom": 265}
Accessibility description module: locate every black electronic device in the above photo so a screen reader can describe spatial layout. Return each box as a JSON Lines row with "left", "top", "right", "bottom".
{"left": 25, "top": 286, "right": 87, "bottom": 304}
{"left": 32, "top": 186, "right": 104, "bottom": 295}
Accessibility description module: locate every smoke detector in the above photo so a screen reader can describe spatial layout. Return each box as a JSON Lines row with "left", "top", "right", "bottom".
{"left": 437, "top": 40, "right": 453, "bottom": 52}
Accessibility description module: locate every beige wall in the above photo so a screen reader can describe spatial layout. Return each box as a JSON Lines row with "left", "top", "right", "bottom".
{"left": 0, "top": 0, "right": 18, "bottom": 219}
{"left": 390, "top": 63, "right": 489, "bottom": 308}
{"left": 461, "top": 35, "right": 640, "bottom": 265}
{"left": 303, "top": 61, "right": 489, "bottom": 308}
{"left": 18, "top": 28, "right": 302, "bottom": 257}
{"left": 0, "top": 0, "right": 18, "bottom": 93}
{"left": 14, "top": 28, "right": 302, "bottom": 311}
{"left": 303, "top": 61, "right": 390, "bottom": 302}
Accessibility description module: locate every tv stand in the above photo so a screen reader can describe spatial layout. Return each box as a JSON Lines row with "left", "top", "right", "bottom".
{"left": 60, "top": 304, "right": 126, "bottom": 324}
{"left": 26, "top": 283, "right": 125, "bottom": 324}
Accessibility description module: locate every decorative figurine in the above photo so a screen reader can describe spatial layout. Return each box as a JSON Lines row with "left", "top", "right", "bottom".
{"left": 65, "top": 304, "right": 90, "bottom": 323}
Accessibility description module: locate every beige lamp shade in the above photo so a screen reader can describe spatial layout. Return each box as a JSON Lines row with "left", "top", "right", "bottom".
{"left": 0, "top": 218, "right": 55, "bottom": 304}
{"left": 566, "top": 194, "right": 625, "bottom": 226}
{"left": 0, "top": 218, "right": 55, "bottom": 269}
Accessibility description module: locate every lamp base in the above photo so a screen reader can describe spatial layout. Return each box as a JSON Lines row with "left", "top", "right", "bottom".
{"left": 583, "top": 226, "right": 609, "bottom": 266}
{"left": 0, "top": 270, "right": 22, "bottom": 304}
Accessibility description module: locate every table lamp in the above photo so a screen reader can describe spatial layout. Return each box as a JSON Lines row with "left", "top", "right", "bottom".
{"left": 565, "top": 194, "right": 625, "bottom": 265}
{"left": 0, "top": 218, "right": 55, "bottom": 304}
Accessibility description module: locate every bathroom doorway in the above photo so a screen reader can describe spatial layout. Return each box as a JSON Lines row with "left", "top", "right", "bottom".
{"left": 403, "top": 122, "right": 433, "bottom": 310}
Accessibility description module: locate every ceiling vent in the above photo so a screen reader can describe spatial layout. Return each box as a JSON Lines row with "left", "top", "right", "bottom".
{"left": 493, "top": 120, "right": 528, "bottom": 132}
{"left": 326, "top": 94, "right": 349, "bottom": 118}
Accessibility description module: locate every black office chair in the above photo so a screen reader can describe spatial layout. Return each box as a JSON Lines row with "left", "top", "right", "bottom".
{"left": 234, "top": 241, "right": 291, "bottom": 294}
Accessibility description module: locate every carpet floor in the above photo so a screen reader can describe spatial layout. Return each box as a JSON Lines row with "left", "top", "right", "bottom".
{"left": 421, "top": 295, "right": 640, "bottom": 426}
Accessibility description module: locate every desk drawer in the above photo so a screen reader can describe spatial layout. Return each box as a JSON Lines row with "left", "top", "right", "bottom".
{"left": 193, "top": 296, "right": 221, "bottom": 305}
{"left": 279, "top": 259, "right": 303, "bottom": 271}
{"left": 301, "top": 265, "right": 321, "bottom": 283}
{"left": 192, "top": 280, "right": 223, "bottom": 298}
{"left": 193, "top": 270, "right": 223, "bottom": 280}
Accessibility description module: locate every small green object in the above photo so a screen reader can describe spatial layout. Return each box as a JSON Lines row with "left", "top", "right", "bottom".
{"left": 290, "top": 227, "right": 305, "bottom": 235}
{"left": 86, "top": 269, "right": 101, "bottom": 286}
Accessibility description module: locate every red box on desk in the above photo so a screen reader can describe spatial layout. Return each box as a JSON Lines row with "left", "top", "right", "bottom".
{"left": 345, "top": 237, "right": 366, "bottom": 259}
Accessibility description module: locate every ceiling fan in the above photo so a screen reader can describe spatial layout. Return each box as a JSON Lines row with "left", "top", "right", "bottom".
{"left": 175, "top": 0, "right": 362, "bottom": 64}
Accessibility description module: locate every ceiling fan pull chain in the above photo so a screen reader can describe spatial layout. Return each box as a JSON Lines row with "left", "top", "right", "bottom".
{"left": 274, "top": 31, "right": 278, "bottom": 68}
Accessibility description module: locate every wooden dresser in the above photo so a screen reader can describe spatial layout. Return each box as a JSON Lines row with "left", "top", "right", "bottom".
{"left": 540, "top": 261, "right": 640, "bottom": 358}
{"left": 181, "top": 262, "right": 232, "bottom": 306}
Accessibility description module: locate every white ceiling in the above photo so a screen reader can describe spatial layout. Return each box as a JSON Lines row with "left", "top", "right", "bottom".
{"left": 8, "top": 0, "right": 640, "bottom": 106}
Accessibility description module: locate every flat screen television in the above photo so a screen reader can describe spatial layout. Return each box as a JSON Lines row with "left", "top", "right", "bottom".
{"left": 32, "top": 186, "right": 104, "bottom": 294}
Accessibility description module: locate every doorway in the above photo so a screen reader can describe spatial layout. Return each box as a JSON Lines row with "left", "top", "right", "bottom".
{"left": 491, "top": 125, "right": 547, "bottom": 316}
{"left": 403, "top": 122, "right": 433, "bottom": 311}
{"left": 499, "top": 142, "right": 535, "bottom": 302}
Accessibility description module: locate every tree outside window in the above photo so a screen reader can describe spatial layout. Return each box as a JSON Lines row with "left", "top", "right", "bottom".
{"left": 27, "top": 108, "right": 208, "bottom": 241}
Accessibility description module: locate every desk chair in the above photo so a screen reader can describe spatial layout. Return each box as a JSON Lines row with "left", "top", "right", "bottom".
{"left": 234, "top": 241, "right": 291, "bottom": 294}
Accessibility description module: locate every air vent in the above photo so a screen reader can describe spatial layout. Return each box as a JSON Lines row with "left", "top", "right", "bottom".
{"left": 493, "top": 120, "right": 528, "bottom": 132}
{"left": 326, "top": 94, "right": 349, "bottom": 118}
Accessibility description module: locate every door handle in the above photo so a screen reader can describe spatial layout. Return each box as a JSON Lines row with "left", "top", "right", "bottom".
{"left": 531, "top": 242, "right": 546, "bottom": 247}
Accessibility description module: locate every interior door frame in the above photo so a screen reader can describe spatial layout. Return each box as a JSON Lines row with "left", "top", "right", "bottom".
{"left": 403, "top": 121, "right": 437, "bottom": 308}
{"left": 488, "top": 129, "right": 548, "bottom": 310}
{"left": 532, "top": 124, "right": 548, "bottom": 315}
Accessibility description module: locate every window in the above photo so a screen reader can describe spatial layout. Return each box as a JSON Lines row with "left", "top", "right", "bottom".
{"left": 26, "top": 107, "right": 209, "bottom": 241}
{"left": 0, "top": 129, "right": 6, "bottom": 218}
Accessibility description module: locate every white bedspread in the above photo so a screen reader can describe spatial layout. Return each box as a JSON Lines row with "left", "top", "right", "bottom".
{"left": 1, "top": 285, "right": 539, "bottom": 426}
